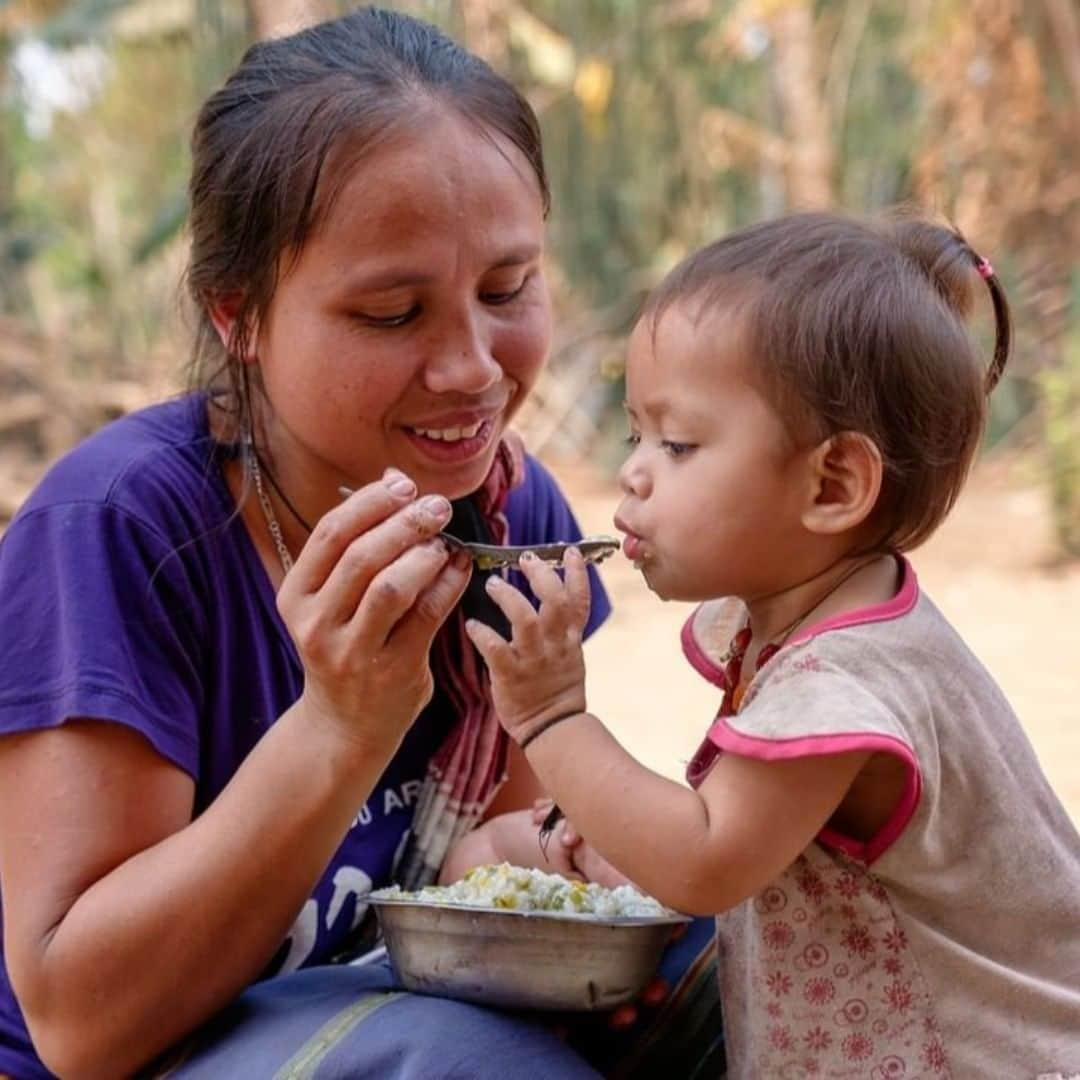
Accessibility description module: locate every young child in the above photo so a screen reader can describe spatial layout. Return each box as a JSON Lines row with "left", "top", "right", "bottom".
{"left": 466, "top": 212, "right": 1080, "bottom": 1077}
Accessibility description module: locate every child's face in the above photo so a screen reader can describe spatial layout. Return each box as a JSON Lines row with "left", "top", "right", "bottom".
{"left": 615, "top": 302, "right": 814, "bottom": 602}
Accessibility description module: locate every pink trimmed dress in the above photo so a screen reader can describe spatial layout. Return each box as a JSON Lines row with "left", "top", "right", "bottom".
{"left": 683, "top": 559, "right": 1080, "bottom": 1078}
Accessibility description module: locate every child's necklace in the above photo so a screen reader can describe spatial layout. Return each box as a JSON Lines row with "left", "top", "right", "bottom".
{"left": 723, "top": 556, "right": 881, "bottom": 713}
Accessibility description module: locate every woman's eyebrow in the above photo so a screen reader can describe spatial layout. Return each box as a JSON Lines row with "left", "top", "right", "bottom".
{"left": 489, "top": 245, "right": 542, "bottom": 269}
{"left": 337, "top": 246, "right": 542, "bottom": 294}
{"left": 339, "top": 268, "right": 434, "bottom": 292}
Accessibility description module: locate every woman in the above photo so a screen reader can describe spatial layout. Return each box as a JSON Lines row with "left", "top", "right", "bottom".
{"left": 0, "top": 9, "right": 724, "bottom": 1079}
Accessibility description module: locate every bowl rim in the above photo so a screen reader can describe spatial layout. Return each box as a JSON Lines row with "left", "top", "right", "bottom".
{"left": 369, "top": 894, "right": 691, "bottom": 928}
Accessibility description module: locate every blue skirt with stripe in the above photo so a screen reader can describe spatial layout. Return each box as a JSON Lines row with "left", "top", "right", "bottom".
{"left": 157, "top": 917, "right": 724, "bottom": 1080}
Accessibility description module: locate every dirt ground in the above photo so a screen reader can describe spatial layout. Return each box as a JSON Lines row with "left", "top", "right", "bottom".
{"left": 548, "top": 455, "right": 1080, "bottom": 828}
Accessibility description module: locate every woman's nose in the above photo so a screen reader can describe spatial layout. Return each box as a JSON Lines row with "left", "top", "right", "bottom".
{"left": 422, "top": 310, "right": 501, "bottom": 396}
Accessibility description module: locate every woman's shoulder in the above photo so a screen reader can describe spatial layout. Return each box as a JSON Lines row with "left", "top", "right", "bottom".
{"left": 503, "top": 453, "right": 581, "bottom": 541}
{"left": 11, "top": 393, "right": 230, "bottom": 539}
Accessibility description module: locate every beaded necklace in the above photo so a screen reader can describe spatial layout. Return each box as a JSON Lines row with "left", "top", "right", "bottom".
{"left": 720, "top": 556, "right": 879, "bottom": 714}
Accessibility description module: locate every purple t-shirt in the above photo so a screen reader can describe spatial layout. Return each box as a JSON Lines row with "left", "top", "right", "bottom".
{"left": 0, "top": 394, "right": 610, "bottom": 1077}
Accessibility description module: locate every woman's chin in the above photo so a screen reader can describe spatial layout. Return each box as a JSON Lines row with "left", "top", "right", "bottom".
{"left": 416, "top": 453, "right": 501, "bottom": 501}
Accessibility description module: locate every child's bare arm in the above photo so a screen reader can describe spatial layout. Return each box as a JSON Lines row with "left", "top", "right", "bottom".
{"left": 466, "top": 549, "right": 870, "bottom": 915}
{"left": 522, "top": 717, "right": 869, "bottom": 914}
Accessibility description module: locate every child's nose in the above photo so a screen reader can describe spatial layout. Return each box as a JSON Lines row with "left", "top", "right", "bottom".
{"left": 617, "top": 454, "right": 650, "bottom": 499}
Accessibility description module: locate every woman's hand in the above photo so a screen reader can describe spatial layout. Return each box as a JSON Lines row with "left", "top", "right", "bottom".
{"left": 465, "top": 548, "right": 591, "bottom": 745}
{"left": 278, "top": 468, "right": 472, "bottom": 753}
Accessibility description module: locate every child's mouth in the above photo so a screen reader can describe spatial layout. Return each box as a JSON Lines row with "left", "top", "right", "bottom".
{"left": 622, "top": 532, "right": 646, "bottom": 562}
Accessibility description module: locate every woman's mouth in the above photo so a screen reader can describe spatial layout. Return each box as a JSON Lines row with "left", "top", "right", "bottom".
{"left": 403, "top": 417, "right": 496, "bottom": 463}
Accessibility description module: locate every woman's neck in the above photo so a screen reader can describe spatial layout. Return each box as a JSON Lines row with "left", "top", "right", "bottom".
{"left": 211, "top": 399, "right": 328, "bottom": 583}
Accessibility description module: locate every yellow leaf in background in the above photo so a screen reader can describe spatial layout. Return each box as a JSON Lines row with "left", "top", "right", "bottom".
{"left": 508, "top": 6, "right": 576, "bottom": 89}
{"left": 574, "top": 57, "right": 614, "bottom": 118}
{"left": 600, "top": 347, "right": 625, "bottom": 381}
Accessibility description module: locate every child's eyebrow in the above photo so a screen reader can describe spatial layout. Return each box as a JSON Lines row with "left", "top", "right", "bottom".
{"left": 623, "top": 399, "right": 669, "bottom": 421}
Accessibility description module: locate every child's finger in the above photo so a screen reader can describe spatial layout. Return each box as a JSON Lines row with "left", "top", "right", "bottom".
{"left": 516, "top": 551, "right": 569, "bottom": 607}
{"left": 483, "top": 574, "right": 541, "bottom": 632}
{"left": 563, "top": 548, "right": 592, "bottom": 628}
{"left": 560, "top": 821, "right": 581, "bottom": 846}
{"left": 464, "top": 618, "right": 511, "bottom": 665}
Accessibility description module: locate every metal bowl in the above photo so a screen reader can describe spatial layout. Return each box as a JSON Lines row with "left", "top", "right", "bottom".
{"left": 370, "top": 896, "right": 689, "bottom": 1012}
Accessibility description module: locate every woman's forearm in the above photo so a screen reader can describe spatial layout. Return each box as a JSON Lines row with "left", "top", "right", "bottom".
{"left": 28, "top": 704, "right": 399, "bottom": 1079}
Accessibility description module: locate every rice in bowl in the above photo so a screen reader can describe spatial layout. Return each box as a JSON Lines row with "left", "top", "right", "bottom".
{"left": 372, "top": 862, "right": 671, "bottom": 919}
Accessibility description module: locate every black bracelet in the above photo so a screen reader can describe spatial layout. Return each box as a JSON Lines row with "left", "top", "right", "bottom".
{"left": 518, "top": 709, "right": 583, "bottom": 752}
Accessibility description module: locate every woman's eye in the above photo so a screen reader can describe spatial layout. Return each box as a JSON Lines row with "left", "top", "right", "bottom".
{"left": 661, "top": 440, "right": 695, "bottom": 458}
{"left": 481, "top": 276, "right": 529, "bottom": 305}
{"left": 358, "top": 305, "right": 420, "bottom": 328}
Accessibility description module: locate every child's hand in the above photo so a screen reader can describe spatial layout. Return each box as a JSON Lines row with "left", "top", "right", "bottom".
{"left": 440, "top": 808, "right": 582, "bottom": 885}
{"left": 529, "top": 797, "right": 674, "bottom": 1033}
{"left": 530, "top": 799, "right": 630, "bottom": 890}
{"left": 465, "top": 548, "right": 591, "bottom": 745}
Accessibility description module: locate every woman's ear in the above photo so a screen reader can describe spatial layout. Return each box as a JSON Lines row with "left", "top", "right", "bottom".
{"left": 801, "top": 431, "right": 883, "bottom": 536}
{"left": 206, "top": 292, "right": 255, "bottom": 360}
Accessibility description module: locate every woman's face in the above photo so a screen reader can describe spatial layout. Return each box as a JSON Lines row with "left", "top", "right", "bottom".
{"left": 251, "top": 110, "right": 551, "bottom": 505}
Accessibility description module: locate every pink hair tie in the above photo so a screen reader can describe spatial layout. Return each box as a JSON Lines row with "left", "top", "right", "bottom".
{"left": 975, "top": 256, "right": 995, "bottom": 280}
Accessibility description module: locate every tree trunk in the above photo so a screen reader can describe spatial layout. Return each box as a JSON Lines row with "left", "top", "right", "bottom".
{"left": 1044, "top": 0, "right": 1080, "bottom": 114}
{"left": 767, "top": 0, "right": 835, "bottom": 209}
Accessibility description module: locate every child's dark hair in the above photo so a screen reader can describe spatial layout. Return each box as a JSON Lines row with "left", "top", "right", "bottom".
{"left": 644, "top": 212, "right": 1012, "bottom": 552}
{"left": 184, "top": 5, "right": 548, "bottom": 442}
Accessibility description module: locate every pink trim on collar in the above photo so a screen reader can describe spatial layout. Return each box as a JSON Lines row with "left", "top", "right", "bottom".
{"left": 703, "top": 719, "right": 922, "bottom": 865}
{"left": 680, "top": 612, "right": 731, "bottom": 690}
{"left": 680, "top": 556, "right": 918, "bottom": 680}
{"left": 786, "top": 556, "right": 917, "bottom": 648}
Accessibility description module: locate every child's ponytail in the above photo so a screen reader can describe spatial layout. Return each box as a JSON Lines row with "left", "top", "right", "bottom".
{"left": 890, "top": 219, "right": 1012, "bottom": 394}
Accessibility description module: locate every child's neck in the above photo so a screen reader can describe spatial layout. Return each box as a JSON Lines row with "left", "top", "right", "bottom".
{"left": 742, "top": 554, "right": 900, "bottom": 658}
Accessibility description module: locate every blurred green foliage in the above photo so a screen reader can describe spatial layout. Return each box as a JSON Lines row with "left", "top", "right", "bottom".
{"left": 1, "top": 0, "right": 1078, "bottom": 549}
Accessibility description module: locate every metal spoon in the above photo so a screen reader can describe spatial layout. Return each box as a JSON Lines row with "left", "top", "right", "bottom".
{"left": 338, "top": 486, "right": 619, "bottom": 571}
{"left": 437, "top": 533, "right": 620, "bottom": 571}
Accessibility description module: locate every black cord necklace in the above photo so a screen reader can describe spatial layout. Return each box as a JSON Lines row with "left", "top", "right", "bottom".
{"left": 248, "top": 446, "right": 314, "bottom": 534}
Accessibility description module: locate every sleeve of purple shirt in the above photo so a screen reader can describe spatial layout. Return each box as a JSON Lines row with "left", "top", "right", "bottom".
{"left": 0, "top": 499, "right": 207, "bottom": 773}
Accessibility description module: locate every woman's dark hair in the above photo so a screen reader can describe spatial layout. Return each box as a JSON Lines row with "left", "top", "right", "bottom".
{"left": 185, "top": 6, "right": 549, "bottom": 442}
{"left": 644, "top": 211, "right": 1012, "bottom": 552}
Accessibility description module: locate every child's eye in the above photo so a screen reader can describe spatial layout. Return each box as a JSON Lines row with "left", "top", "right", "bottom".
{"left": 624, "top": 432, "right": 641, "bottom": 448}
{"left": 661, "top": 440, "right": 695, "bottom": 458}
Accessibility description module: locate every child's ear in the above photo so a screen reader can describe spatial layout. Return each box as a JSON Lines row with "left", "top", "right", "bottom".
{"left": 206, "top": 292, "right": 256, "bottom": 360}
{"left": 801, "top": 432, "right": 883, "bottom": 536}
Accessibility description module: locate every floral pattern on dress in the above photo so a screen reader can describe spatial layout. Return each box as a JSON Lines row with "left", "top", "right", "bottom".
{"left": 719, "top": 845, "right": 952, "bottom": 1078}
